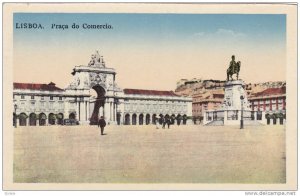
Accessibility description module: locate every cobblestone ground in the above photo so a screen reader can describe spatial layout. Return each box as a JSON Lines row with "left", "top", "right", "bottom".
{"left": 14, "top": 125, "right": 286, "bottom": 183}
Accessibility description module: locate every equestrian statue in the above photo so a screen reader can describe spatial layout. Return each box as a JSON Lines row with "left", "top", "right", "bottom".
{"left": 227, "top": 55, "right": 241, "bottom": 81}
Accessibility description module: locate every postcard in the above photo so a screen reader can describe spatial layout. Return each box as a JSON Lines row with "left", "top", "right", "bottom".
{"left": 2, "top": 3, "right": 297, "bottom": 191}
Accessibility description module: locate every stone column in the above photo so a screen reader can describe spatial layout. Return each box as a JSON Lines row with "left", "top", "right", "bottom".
{"left": 119, "top": 113, "right": 122, "bottom": 125}
{"left": 16, "top": 118, "right": 19, "bottom": 127}
{"left": 113, "top": 103, "right": 116, "bottom": 122}
{"left": 223, "top": 111, "right": 228, "bottom": 125}
{"left": 26, "top": 117, "right": 30, "bottom": 126}
{"left": 75, "top": 101, "right": 79, "bottom": 121}
{"left": 110, "top": 102, "right": 113, "bottom": 123}
{"left": 262, "top": 111, "right": 266, "bottom": 124}
{"left": 104, "top": 99, "right": 110, "bottom": 122}
{"left": 203, "top": 112, "right": 207, "bottom": 125}
{"left": 80, "top": 100, "right": 85, "bottom": 123}
{"left": 87, "top": 101, "right": 90, "bottom": 123}
{"left": 85, "top": 101, "right": 87, "bottom": 121}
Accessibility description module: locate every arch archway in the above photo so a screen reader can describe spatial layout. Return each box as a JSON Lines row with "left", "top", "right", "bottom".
{"left": 29, "top": 113, "right": 37, "bottom": 126}
{"left": 19, "top": 113, "right": 27, "bottom": 126}
{"left": 139, "top": 114, "right": 144, "bottom": 125}
{"left": 69, "top": 113, "right": 76, "bottom": 120}
{"left": 146, "top": 114, "right": 150, "bottom": 125}
{"left": 90, "top": 85, "right": 106, "bottom": 125}
{"left": 57, "top": 113, "right": 64, "bottom": 125}
{"left": 39, "top": 113, "right": 47, "bottom": 126}
{"left": 132, "top": 114, "right": 137, "bottom": 125}
{"left": 265, "top": 113, "right": 271, "bottom": 125}
{"left": 171, "top": 114, "right": 176, "bottom": 124}
{"left": 159, "top": 114, "right": 163, "bottom": 125}
{"left": 48, "top": 113, "right": 56, "bottom": 125}
{"left": 176, "top": 114, "right": 182, "bottom": 125}
{"left": 125, "top": 114, "right": 130, "bottom": 125}
{"left": 152, "top": 114, "right": 157, "bottom": 124}
{"left": 279, "top": 113, "right": 284, "bottom": 125}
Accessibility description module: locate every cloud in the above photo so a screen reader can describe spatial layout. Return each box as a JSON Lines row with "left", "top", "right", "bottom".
{"left": 215, "top": 28, "right": 246, "bottom": 38}
{"left": 193, "top": 28, "right": 246, "bottom": 39}
{"left": 193, "top": 32, "right": 205, "bottom": 37}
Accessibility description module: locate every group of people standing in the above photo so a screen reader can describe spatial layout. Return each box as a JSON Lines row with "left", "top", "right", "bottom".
{"left": 97, "top": 115, "right": 187, "bottom": 135}
{"left": 155, "top": 116, "right": 183, "bottom": 129}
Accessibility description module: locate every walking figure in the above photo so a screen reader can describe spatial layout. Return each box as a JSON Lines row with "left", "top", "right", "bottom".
{"left": 167, "top": 117, "right": 171, "bottom": 129}
{"left": 98, "top": 116, "right": 106, "bottom": 135}
{"left": 162, "top": 117, "right": 166, "bottom": 129}
{"left": 177, "top": 116, "right": 181, "bottom": 126}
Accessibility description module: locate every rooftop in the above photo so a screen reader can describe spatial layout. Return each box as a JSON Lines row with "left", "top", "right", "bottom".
{"left": 13, "top": 82, "right": 64, "bottom": 91}
{"left": 251, "top": 87, "right": 286, "bottom": 97}
{"left": 124, "top": 88, "right": 179, "bottom": 97}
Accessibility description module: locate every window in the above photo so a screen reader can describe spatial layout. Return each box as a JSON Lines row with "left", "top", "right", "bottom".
{"left": 59, "top": 97, "right": 63, "bottom": 101}
{"left": 50, "top": 96, "right": 53, "bottom": 100}
{"left": 31, "top": 95, "right": 34, "bottom": 100}
{"left": 21, "top": 95, "right": 25, "bottom": 99}
{"left": 41, "top": 96, "right": 44, "bottom": 100}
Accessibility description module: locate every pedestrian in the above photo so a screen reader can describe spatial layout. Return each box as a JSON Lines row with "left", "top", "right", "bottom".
{"left": 98, "top": 116, "right": 106, "bottom": 135}
{"left": 167, "top": 117, "right": 171, "bottom": 129}
{"left": 177, "top": 116, "right": 181, "bottom": 126}
{"left": 162, "top": 117, "right": 166, "bottom": 129}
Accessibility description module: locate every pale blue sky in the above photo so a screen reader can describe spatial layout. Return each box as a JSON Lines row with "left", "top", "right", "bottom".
{"left": 14, "top": 13, "right": 285, "bottom": 46}
{"left": 13, "top": 13, "right": 286, "bottom": 90}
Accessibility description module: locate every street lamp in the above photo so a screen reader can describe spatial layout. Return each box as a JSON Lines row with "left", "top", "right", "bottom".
{"left": 14, "top": 104, "right": 17, "bottom": 128}
{"left": 240, "top": 95, "right": 244, "bottom": 129}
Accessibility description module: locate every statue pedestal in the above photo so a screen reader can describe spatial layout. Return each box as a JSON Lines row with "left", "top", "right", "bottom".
{"left": 204, "top": 80, "right": 253, "bottom": 126}
{"left": 221, "top": 80, "right": 249, "bottom": 111}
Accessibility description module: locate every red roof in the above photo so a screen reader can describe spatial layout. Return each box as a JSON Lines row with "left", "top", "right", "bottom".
{"left": 13, "top": 82, "right": 64, "bottom": 91}
{"left": 253, "top": 87, "right": 286, "bottom": 97}
{"left": 124, "top": 88, "right": 179, "bottom": 96}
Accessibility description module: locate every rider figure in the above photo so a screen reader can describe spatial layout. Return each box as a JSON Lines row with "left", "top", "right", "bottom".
{"left": 229, "top": 55, "right": 237, "bottom": 73}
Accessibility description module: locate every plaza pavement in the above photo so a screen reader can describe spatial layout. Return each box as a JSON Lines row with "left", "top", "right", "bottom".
{"left": 13, "top": 124, "right": 285, "bottom": 183}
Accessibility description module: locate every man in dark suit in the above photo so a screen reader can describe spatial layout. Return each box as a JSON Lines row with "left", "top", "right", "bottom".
{"left": 98, "top": 116, "right": 106, "bottom": 135}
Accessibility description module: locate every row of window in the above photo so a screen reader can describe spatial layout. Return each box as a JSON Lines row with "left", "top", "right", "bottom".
{"left": 124, "top": 99, "right": 185, "bottom": 104}
{"left": 125, "top": 104, "right": 186, "bottom": 110}
{"left": 252, "top": 105, "right": 285, "bottom": 111}
{"left": 251, "top": 98, "right": 286, "bottom": 105}
{"left": 14, "top": 95, "right": 63, "bottom": 101}
{"left": 19, "top": 102, "right": 64, "bottom": 109}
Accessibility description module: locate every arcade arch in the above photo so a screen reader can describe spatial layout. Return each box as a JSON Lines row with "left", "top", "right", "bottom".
{"left": 90, "top": 85, "right": 106, "bottom": 125}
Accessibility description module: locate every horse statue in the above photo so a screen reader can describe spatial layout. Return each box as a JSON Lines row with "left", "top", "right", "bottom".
{"left": 226, "top": 55, "right": 241, "bottom": 81}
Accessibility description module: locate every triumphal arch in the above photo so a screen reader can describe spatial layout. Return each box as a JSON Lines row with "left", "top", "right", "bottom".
{"left": 64, "top": 51, "right": 123, "bottom": 125}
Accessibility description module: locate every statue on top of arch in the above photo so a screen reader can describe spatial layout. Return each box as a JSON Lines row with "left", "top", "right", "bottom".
{"left": 88, "top": 50, "right": 106, "bottom": 68}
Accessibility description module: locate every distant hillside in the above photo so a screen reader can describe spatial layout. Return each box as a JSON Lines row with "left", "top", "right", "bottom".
{"left": 175, "top": 78, "right": 286, "bottom": 97}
